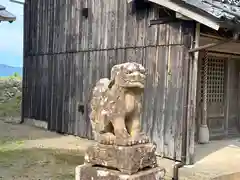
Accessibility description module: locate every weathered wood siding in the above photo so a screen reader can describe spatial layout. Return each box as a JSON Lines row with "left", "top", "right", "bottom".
{"left": 23, "top": 0, "right": 195, "bottom": 162}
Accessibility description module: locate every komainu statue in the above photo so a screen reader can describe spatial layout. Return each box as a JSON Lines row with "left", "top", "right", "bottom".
{"left": 89, "top": 62, "right": 149, "bottom": 146}
{"left": 76, "top": 62, "right": 165, "bottom": 180}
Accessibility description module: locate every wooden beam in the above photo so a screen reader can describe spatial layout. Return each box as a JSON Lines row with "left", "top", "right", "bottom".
{"left": 127, "top": 0, "right": 220, "bottom": 30}
{"left": 207, "top": 52, "right": 240, "bottom": 58}
{"left": 188, "top": 40, "right": 231, "bottom": 53}
{"left": 189, "top": 32, "right": 240, "bottom": 53}
{"left": 149, "top": 18, "right": 180, "bottom": 26}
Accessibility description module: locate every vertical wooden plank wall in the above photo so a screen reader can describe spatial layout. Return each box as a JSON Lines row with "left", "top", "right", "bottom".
{"left": 23, "top": 0, "right": 194, "bottom": 162}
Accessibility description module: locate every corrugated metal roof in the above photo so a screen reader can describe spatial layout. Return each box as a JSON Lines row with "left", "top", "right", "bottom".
{"left": 0, "top": 4, "right": 16, "bottom": 22}
{"left": 181, "top": 0, "right": 240, "bottom": 24}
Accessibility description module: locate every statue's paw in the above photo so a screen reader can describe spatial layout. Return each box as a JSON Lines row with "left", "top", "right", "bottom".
{"left": 126, "top": 138, "right": 137, "bottom": 146}
{"left": 140, "top": 133, "right": 150, "bottom": 143}
{"left": 132, "top": 133, "right": 149, "bottom": 144}
{"left": 98, "top": 133, "right": 116, "bottom": 145}
{"left": 115, "top": 137, "right": 136, "bottom": 146}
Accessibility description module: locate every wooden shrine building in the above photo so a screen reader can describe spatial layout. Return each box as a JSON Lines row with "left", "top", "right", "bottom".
{"left": 22, "top": 0, "right": 240, "bottom": 165}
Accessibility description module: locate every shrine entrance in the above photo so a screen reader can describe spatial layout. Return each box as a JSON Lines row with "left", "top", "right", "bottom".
{"left": 196, "top": 50, "right": 240, "bottom": 140}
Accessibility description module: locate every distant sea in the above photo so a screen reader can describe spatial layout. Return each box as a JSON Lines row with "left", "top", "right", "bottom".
{"left": 0, "top": 64, "right": 23, "bottom": 77}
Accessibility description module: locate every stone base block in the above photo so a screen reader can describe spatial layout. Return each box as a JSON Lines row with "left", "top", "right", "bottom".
{"left": 84, "top": 143, "right": 157, "bottom": 174}
{"left": 75, "top": 164, "right": 165, "bottom": 180}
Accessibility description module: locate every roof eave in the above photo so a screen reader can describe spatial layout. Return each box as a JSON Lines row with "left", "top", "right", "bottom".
{"left": 0, "top": 16, "right": 16, "bottom": 22}
{"left": 0, "top": 5, "right": 16, "bottom": 23}
{"left": 128, "top": 0, "right": 220, "bottom": 30}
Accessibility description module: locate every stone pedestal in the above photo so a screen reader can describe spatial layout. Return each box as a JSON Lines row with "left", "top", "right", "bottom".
{"left": 75, "top": 143, "right": 165, "bottom": 180}
{"left": 75, "top": 164, "right": 165, "bottom": 180}
{"left": 84, "top": 143, "right": 157, "bottom": 174}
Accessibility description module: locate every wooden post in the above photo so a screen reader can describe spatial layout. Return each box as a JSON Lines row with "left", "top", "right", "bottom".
{"left": 186, "top": 23, "right": 200, "bottom": 164}
{"left": 225, "top": 58, "right": 231, "bottom": 137}
{"left": 198, "top": 49, "right": 210, "bottom": 144}
{"left": 202, "top": 51, "right": 208, "bottom": 126}
{"left": 238, "top": 72, "right": 240, "bottom": 130}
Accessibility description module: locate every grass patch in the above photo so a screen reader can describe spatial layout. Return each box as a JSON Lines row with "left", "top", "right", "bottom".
{"left": 0, "top": 148, "right": 84, "bottom": 180}
{"left": 0, "top": 95, "right": 21, "bottom": 117}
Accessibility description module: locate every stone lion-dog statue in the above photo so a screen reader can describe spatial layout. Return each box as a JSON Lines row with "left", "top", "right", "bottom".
{"left": 89, "top": 62, "right": 149, "bottom": 146}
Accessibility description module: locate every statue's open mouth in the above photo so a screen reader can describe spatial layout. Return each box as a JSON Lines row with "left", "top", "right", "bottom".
{"left": 122, "top": 73, "right": 146, "bottom": 88}
{"left": 126, "top": 81, "right": 145, "bottom": 89}
{"left": 128, "top": 79, "right": 145, "bottom": 85}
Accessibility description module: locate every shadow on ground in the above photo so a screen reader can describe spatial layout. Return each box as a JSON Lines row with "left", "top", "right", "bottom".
{"left": 212, "top": 172, "right": 240, "bottom": 180}
{"left": 0, "top": 148, "right": 84, "bottom": 180}
{"left": 194, "top": 138, "right": 240, "bottom": 162}
{"left": 0, "top": 120, "right": 64, "bottom": 144}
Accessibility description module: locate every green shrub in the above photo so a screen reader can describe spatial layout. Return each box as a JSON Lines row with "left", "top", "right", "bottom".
{"left": 0, "top": 75, "right": 22, "bottom": 117}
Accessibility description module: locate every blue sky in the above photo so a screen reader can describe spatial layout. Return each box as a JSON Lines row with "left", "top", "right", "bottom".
{"left": 0, "top": 0, "right": 23, "bottom": 67}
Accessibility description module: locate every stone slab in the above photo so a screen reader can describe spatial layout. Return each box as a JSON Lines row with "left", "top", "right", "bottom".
{"left": 75, "top": 164, "right": 166, "bottom": 180}
{"left": 84, "top": 143, "right": 157, "bottom": 174}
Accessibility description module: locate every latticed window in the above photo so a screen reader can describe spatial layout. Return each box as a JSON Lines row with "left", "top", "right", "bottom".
{"left": 200, "top": 54, "right": 225, "bottom": 103}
